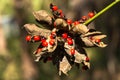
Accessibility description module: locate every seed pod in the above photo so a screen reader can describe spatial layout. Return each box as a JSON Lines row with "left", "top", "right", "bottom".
{"left": 59, "top": 56, "right": 72, "bottom": 75}
{"left": 81, "top": 31, "right": 107, "bottom": 47}
{"left": 54, "top": 18, "right": 68, "bottom": 30}
{"left": 72, "top": 24, "right": 89, "bottom": 34}
{"left": 24, "top": 24, "right": 51, "bottom": 38}
{"left": 74, "top": 50, "right": 86, "bottom": 63}
{"left": 33, "top": 10, "right": 53, "bottom": 25}
{"left": 24, "top": 3, "right": 108, "bottom": 76}
{"left": 82, "top": 61, "right": 90, "bottom": 69}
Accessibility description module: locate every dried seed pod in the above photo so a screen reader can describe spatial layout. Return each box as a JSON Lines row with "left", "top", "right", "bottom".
{"left": 54, "top": 18, "right": 68, "bottom": 30}
{"left": 47, "top": 37, "right": 57, "bottom": 52}
{"left": 72, "top": 24, "right": 89, "bottom": 34}
{"left": 81, "top": 31, "right": 107, "bottom": 47}
{"left": 24, "top": 3, "right": 107, "bottom": 76}
{"left": 80, "top": 36, "right": 95, "bottom": 47}
{"left": 82, "top": 61, "right": 90, "bottom": 69}
{"left": 33, "top": 10, "right": 53, "bottom": 25}
{"left": 34, "top": 51, "right": 46, "bottom": 62}
{"left": 24, "top": 24, "right": 51, "bottom": 38}
{"left": 59, "top": 56, "right": 72, "bottom": 75}
{"left": 91, "top": 35, "right": 106, "bottom": 39}
{"left": 74, "top": 50, "right": 86, "bottom": 63}
{"left": 81, "top": 30, "right": 102, "bottom": 37}
{"left": 64, "top": 39, "right": 75, "bottom": 56}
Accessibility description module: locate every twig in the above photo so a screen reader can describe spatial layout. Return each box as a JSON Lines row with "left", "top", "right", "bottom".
{"left": 83, "top": 0, "right": 120, "bottom": 25}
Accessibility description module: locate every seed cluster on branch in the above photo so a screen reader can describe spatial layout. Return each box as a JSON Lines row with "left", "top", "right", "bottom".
{"left": 24, "top": 3, "right": 107, "bottom": 75}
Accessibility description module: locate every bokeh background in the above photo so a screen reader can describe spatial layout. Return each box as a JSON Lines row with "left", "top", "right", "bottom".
{"left": 0, "top": 0, "right": 120, "bottom": 80}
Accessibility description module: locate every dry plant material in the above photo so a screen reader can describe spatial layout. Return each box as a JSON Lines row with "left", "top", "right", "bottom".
{"left": 24, "top": 3, "right": 107, "bottom": 75}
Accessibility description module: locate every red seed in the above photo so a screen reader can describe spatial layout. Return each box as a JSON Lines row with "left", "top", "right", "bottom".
{"left": 52, "top": 6, "right": 58, "bottom": 11}
{"left": 86, "top": 57, "right": 90, "bottom": 62}
{"left": 67, "top": 19, "right": 72, "bottom": 25}
{"left": 67, "top": 39, "right": 73, "bottom": 45}
{"left": 42, "top": 41, "right": 48, "bottom": 47}
{"left": 67, "top": 37, "right": 72, "bottom": 41}
{"left": 50, "top": 32, "right": 56, "bottom": 39}
{"left": 51, "top": 32, "right": 56, "bottom": 35}
{"left": 82, "top": 16, "right": 87, "bottom": 20}
{"left": 89, "top": 36, "right": 93, "bottom": 40}
{"left": 95, "top": 39, "right": 101, "bottom": 43}
{"left": 50, "top": 35, "right": 56, "bottom": 39}
{"left": 26, "top": 35, "right": 31, "bottom": 42}
{"left": 70, "top": 48, "right": 75, "bottom": 55}
{"left": 50, "top": 35, "right": 53, "bottom": 39}
{"left": 60, "top": 13, "right": 64, "bottom": 18}
{"left": 58, "top": 9, "right": 62, "bottom": 14}
{"left": 47, "top": 57, "right": 52, "bottom": 61}
{"left": 88, "top": 12, "right": 94, "bottom": 18}
{"left": 62, "top": 33, "right": 68, "bottom": 39}
{"left": 41, "top": 38, "right": 46, "bottom": 42}
{"left": 74, "top": 21, "right": 80, "bottom": 25}
{"left": 33, "top": 35, "right": 40, "bottom": 41}
{"left": 36, "top": 48, "right": 42, "bottom": 53}
{"left": 54, "top": 22, "right": 56, "bottom": 27}
{"left": 49, "top": 39, "right": 55, "bottom": 46}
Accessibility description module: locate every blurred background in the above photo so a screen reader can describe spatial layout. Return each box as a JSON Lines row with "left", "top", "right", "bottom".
{"left": 0, "top": 0, "right": 120, "bottom": 80}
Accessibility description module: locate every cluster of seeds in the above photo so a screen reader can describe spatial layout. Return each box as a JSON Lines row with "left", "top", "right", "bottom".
{"left": 24, "top": 3, "right": 107, "bottom": 75}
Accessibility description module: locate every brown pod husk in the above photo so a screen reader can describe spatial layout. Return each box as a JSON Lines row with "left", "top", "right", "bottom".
{"left": 81, "top": 31, "right": 107, "bottom": 47}
{"left": 24, "top": 24, "right": 51, "bottom": 38}
{"left": 54, "top": 18, "right": 68, "bottom": 30}
{"left": 59, "top": 56, "right": 72, "bottom": 76}
{"left": 33, "top": 10, "right": 53, "bottom": 25}
{"left": 72, "top": 24, "right": 89, "bottom": 34}
{"left": 74, "top": 50, "right": 86, "bottom": 63}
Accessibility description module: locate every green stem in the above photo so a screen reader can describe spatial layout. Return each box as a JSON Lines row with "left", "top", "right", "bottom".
{"left": 83, "top": 0, "right": 120, "bottom": 25}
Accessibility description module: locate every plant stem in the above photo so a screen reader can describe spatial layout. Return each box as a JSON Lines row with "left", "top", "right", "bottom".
{"left": 83, "top": 0, "right": 120, "bottom": 25}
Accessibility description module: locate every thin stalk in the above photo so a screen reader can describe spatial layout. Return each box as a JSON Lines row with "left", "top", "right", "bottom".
{"left": 83, "top": 0, "right": 120, "bottom": 25}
